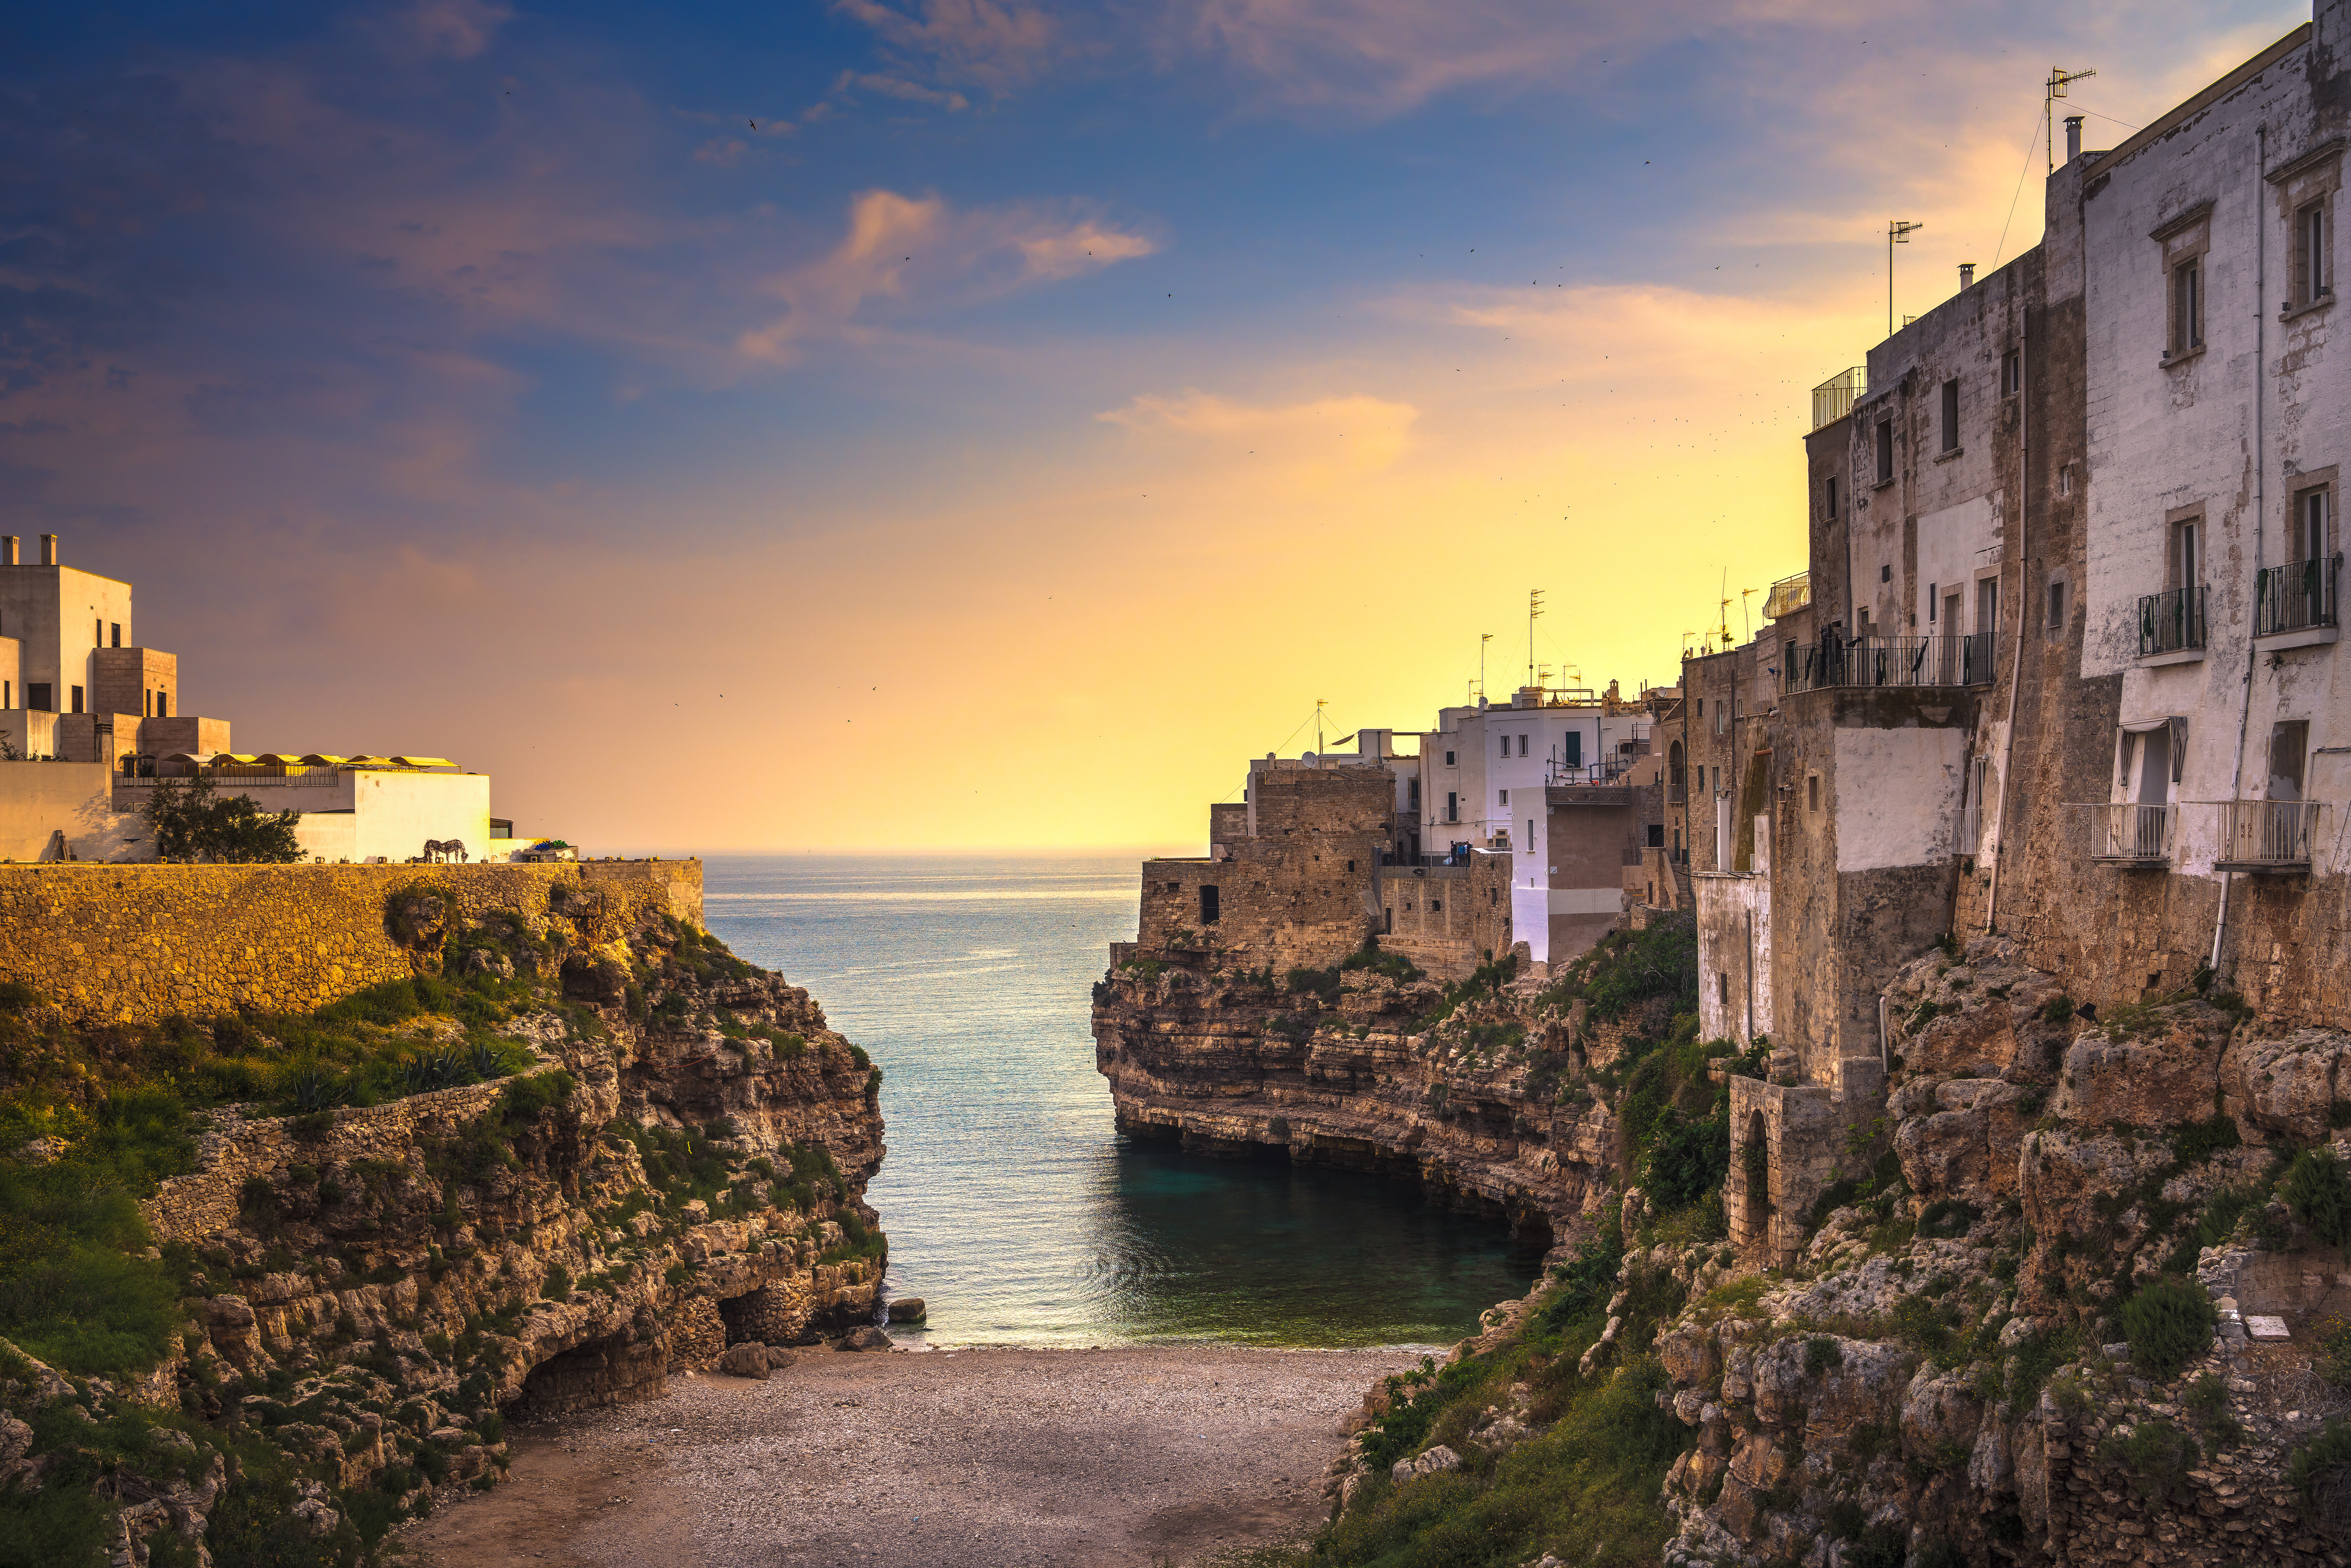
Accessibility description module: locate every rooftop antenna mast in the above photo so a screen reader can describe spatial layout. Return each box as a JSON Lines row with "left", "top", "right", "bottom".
{"left": 1314, "top": 699, "right": 1326, "bottom": 756}
{"left": 1527, "top": 589, "right": 1545, "bottom": 688}
{"left": 1741, "top": 586, "right": 1757, "bottom": 643}
{"left": 2047, "top": 66, "right": 2096, "bottom": 174}
{"left": 1889, "top": 219, "right": 1924, "bottom": 337}
{"left": 1718, "top": 570, "right": 1733, "bottom": 651}
{"left": 1478, "top": 633, "right": 1493, "bottom": 704}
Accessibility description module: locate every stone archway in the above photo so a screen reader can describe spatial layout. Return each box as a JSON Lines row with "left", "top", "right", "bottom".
{"left": 1739, "top": 1108, "right": 1770, "bottom": 1247}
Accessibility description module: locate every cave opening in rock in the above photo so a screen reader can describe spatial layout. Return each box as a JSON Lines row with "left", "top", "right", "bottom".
{"left": 512, "top": 1330, "right": 666, "bottom": 1422}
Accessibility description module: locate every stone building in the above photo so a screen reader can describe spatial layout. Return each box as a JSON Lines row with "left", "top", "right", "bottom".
{"left": 1710, "top": 2, "right": 2351, "bottom": 1264}
{"left": 1413, "top": 681, "right": 1673, "bottom": 966}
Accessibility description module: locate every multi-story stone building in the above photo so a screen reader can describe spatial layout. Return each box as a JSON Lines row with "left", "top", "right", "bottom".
{"left": 1711, "top": 0, "right": 2351, "bottom": 1265}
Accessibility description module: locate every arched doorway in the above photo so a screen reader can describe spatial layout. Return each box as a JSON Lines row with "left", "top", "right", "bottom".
{"left": 1741, "top": 1109, "right": 1769, "bottom": 1244}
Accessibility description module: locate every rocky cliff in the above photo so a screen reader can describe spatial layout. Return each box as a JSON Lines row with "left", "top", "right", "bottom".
{"left": 1092, "top": 922, "right": 1707, "bottom": 1258}
{"left": 0, "top": 893, "right": 885, "bottom": 1567}
{"left": 1271, "top": 934, "right": 2351, "bottom": 1568}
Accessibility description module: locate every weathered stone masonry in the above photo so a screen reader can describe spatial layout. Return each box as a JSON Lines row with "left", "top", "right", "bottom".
{"left": 0, "top": 859, "right": 701, "bottom": 1024}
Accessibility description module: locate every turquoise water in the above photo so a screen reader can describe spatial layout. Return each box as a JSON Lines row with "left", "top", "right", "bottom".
{"left": 704, "top": 854, "right": 1544, "bottom": 1348}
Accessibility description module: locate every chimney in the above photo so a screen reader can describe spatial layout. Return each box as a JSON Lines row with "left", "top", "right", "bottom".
{"left": 38, "top": 534, "right": 57, "bottom": 566}
{"left": 1958, "top": 262, "right": 1976, "bottom": 290}
{"left": 2065, "top": 116, "right": 2083, "bottom": 163}
{"left": 0, "top": 537, "right": 15, "bottom": 567}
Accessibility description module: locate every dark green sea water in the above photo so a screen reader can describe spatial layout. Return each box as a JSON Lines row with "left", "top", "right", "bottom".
{"left": 704, "top": 853, "right": 1544, "bottom": 1348}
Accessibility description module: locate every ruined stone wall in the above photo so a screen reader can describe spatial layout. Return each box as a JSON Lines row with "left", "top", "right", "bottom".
{"left": 0, "top": 858, "right": 702, "bottom": 1024}
{"left": 1136, "top": 768, "right": 1392, "bottom": 969}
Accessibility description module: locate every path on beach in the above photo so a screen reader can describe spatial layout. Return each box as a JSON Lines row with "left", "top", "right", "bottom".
{"left": 405, "top": 1343, "right": 1417, "bottom": 1568}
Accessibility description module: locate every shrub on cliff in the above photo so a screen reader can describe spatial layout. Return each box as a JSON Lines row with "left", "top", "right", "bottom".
{"left": 1537, "top": 914, "right": 1697, "bottom": 1025}
{"left": 2119, "top": 1279, "right": 2216, "bottom": 1378}
{"left": 2285, "top": 1147, "right": 2351, "bottom": 1246}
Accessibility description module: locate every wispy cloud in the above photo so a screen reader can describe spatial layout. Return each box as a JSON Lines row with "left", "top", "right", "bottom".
{"left": 833, "top": 69, "right": 972, "bottom": 110}
{"left": 740, "top": 189, "right": 1156, "bottom": 362}
{"left": 831, "top": 0, "right": 1060, "bottom": 94}
{"left": 1098, "top": 388, "right": 1417, "bottom": 489}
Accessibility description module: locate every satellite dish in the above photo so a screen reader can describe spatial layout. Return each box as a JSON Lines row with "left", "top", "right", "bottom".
{"left": 1302, "top": 752, "right": 1318, "bottom": 765}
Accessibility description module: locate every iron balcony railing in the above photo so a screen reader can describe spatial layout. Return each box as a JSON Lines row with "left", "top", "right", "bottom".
{"left": 2083, "top": 803, "right": 2176, "bottom": 864}
{"left": 2214, "top": 799, "right": 2320, "bottom": 868}
{"left": 2255, "top": 554, "right": 2341, "bottom": 637}
{"left": 1782, "top": 633, "right": 1994, "bottom": 694}
{"left": 1665, "top": 784, "right": 1687, "bottom": 805}
{"left": 2138, "top": 585, "right": 2207, "bottom": 656}
{"left": 1546, "top": 757, "right": 1642, "bottom": 787}
{"left": 1812, "top": 366, "right": 1866, "bottom": 430}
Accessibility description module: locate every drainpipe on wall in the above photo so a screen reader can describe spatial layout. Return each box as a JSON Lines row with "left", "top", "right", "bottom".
{"left": 2214, "top": 124, "right": 2270, "bottom": 976}
{"left": 1985, "top": 303, "right": 2028, "bottom": 932}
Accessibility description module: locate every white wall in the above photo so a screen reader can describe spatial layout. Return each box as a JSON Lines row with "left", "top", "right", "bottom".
{"left": 349, "top": 772, "right": 492, "bottom": 862}
{"left": 0, "top": 762, "right": 145, "bottom": 860}
{"left": 2080, "top": 22, "right": 2351, "bottom": 882}
{"left": 1832, "top": 729, "right": 1968, "bottom": 871}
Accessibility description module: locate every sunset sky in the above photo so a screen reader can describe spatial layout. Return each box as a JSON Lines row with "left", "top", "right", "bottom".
{"left": 2, "top": 0, "right": 2307, "bottom": 849}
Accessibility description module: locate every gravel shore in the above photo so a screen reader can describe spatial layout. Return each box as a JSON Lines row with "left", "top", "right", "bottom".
{"left": 406, "top": 1343, "right": 1418, "bottom": 1568}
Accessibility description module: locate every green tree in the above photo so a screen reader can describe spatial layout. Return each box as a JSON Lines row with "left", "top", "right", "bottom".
{"left": 141, "top": 777, "right": 303, "bottom": 863}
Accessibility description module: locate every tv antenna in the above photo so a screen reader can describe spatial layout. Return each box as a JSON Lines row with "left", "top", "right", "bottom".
{"left": 1741, "top": 586, "right": 1758, "bottom": 642}
{"left": 2047, "top": 67, "right": 2096, "bottom": 173}
{"left": 1889, "top": 219, "right": 1924, "bottom": 337}
{"left": 1717, "top": 570, "right": 1733, "bottom": 651}
{"left": 1527, "top": 588, "right": 1545, "bottom": 687}
{"left": 1478, "top": 633, "right": 1493, "bottom": 704}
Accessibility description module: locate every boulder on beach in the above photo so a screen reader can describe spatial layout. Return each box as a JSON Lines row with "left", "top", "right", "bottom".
{"left": 887, "top": 1297, "right": 927, "bottom": 1323}
{"left": 765, "top": 1346, "right": 798, "bottom": 1370}
{"left": 839, "top": 1326, "right": 892, "bottom": 1352}
{"left": 719, "top": 1343, "right": 771, "bottom": 1380}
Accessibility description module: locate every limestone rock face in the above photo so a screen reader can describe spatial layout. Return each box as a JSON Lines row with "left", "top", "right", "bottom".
{"left": 2222, "top": 1026, "right": 2351, "bottom": 1141}
{"left": 2048, "top": 1002, "right": 2238, "bottom": 1127}
{"left": 1091, "top": 952, "right": 1612, "bottom": 1248}
{"left": 43, "top": 904, "right": 894, "bottom": 1555}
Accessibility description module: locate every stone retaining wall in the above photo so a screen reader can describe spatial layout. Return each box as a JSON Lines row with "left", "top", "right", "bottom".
{"left": 0, "top": 859, "right": 701, "bottom": 1024}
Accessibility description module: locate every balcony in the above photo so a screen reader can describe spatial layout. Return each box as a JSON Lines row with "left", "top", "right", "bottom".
{"left": 1781, "top": 634, "right": 1994, "bottom": 695}
{"left": 1812, "top": 367, "right": 1866, "bottom": 431}
{"left": 2083, "top": 803, "right": 2176, "bottom": 865}
{"left": 2255, "top": 554, "right": 2341, "bottom": 637}
{"left": 2214, "top": 799, "right": 2321, "bottom": 871}
{"left": 2137, "top": 585, "right": 2206, "bottom": 658}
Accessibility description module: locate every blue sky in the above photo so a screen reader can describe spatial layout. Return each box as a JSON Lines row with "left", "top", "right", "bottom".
{"left": 0, "top": 0, "right": 2310, "bottom": 845}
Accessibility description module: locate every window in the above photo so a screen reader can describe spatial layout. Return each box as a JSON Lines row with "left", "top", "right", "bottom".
{"left": 1443, "top": 750, "right": 1456, "bottom": 767}
{"left": 28, "top": 682, "right": 50, "bottom": 713}
{"left": 1430, "top": 899, "right": 1442, "bottom": 912}
{"left": 93, "top": 618, "right": 101, "bottom": 647}
{"left": 2270, "top": 721, "right": 2310, "bottom": 800}
{"left": 1498, "top": 736, "right": 1509, "bottom": 759}
{"left": 1927, "top": 582, "right": 1939, "bottom": 623}
{"left": 1564, "top": 731, "right": 1583, "bottom": 766}
{"left": 1445, "top": 791, "right": 1458, "bottom": 822}
{"left": 3, "top": 681, "right": 8, "bottom": 708}
{"left": 70, "top": 685, "right": 83, "bottom": 714}
{"left": 157, "top": 690, "right": 168, "bottom": 718}
{"left": 1808, "top": 774, "right": 1820, "bottom": 812}
{"left": 2297, "top": 199, "right": 2331, "bottom": 307}
{"left": 1517, "top": 734, "right": 1528, "bottom": 757}
{"left": 109, "top": 623, "right": 121, "bottom": 648}
{"left": 1646, "top": 824, "right": 1664, "bottom": 848}
{"left": 1499, "top": 789, "right": 1509, "bottom": 806}
{"left": 2169, "top": 256, "right": 2203, "bottom": 354}
{"left": 2170, "top": 515, "right": 2202, "bottom": 588}
{"left": 1875, "top": 417, "right": 1895, "bottom": 484}
{"left": 2300, "top": 487, "right": 2331, "bottom": 562}
{"left": 1940, "top": 378, "right": 1960, "bottom": 452}
{"left": 1976, "top": 577, "right": 2000, "bottom": 640}
{"left": 2047, "top": 579, "right": 2067, "bottom": 633}
{"left": 1881, "top": 563, "right": 1892, "bottom": 583}
{"left": 1199, "top": 885, "right": 1220, "bottom": 925}
{"left": 1695, "top": 699, "right": 1703, "bottom": 717}
{"left": 1407, "top": 778, "right": 1421, "bottom": 810}
{"left": 1824, "top": 476, "right": 1839, "bottom": 518}
{"left": 2002, "top": 349, "right": 2022, "bottom": 396}
{"left": 1719, "top": 973, "right": 1729, "bottom": 1006}
{"left": 2059, "top": 463, "right": 2073, "bottom": 497}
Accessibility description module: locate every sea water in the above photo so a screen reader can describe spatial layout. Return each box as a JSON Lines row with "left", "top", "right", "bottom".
{"left": 704, "top": 853, "right": 1544, "bottom": 1349}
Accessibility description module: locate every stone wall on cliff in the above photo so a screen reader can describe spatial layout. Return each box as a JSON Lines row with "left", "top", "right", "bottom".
{"left": 0, "top": 858, "right": 701, "bottom": 1025}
